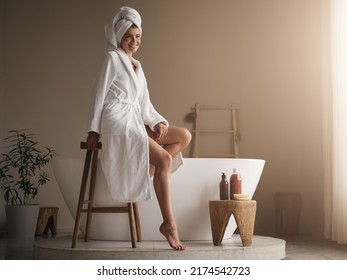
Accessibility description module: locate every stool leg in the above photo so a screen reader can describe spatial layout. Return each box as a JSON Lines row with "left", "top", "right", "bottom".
{"left": 209, "top": 201, "right": 232, "bottom": 245}
{"left": 44, "top": 216, "right": 54, "bottom": 235}
{"left": 133, "top": 202, "right": 141, "bottom": 242}
{"left": 233, "top": 203, "right": 257, "bottom": 246}
{"left": 52, "top": 208, "right": 58, "bottom": 235}
{"left": 35, "top": 208, "right": 46, "bottom": 236}
{"left": 85, "top": 150, "right": 98, "bottom": 242}
{"left": 127, "top": 203, "right": 137, "bottom": 248}
{"left": 72, "top": 150, "right": 92, "bottom": 248}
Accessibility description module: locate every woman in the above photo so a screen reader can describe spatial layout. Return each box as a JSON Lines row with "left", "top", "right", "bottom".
{"left": 86, "top": 6, "right": 191, "bottom": 250}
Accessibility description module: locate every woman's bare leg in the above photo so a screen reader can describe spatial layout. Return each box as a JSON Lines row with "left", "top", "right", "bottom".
{"left": 149, "top": 137, "right": 185, "bottom": 250}
{"left": 148, "top": 125, "right": 191, "bottom": 177}
{"left": 148, "top": 125, "right": 191, "bottom": 250}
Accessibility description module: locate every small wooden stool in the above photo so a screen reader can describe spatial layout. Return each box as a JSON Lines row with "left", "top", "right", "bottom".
{"left": 36, "top": 207, "right": 59, "bottom": 236}
{"left": 209, "top": 200, "right": 256, "bottom": 246}
{"left": 72, "top": 142, "right": 141, "bottom": 248}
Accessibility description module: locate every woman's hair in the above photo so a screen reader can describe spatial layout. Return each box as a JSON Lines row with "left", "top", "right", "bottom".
{"left": 115, "top": 23, "right": 139, "bottom": 30}
{"left": 130, "top": 23, "right": 139, "bottom": 29}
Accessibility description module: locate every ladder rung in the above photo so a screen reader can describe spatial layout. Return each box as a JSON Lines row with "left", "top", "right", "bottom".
{"left": 191, "top": 105, "right": 234, "bottom": 110}
{"left": 83, "top": 200, "right": 93, "bottom": 204}
{"left": 192, "top": 130, "right": 236, "bottom": 133}
{"left": 192, "top": 153, "right": 239, "bottom": 158}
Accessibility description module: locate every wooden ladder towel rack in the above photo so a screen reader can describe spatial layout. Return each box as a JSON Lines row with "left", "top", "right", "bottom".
{"left": 191, "top": 103, "right": 240, "bottom": 158}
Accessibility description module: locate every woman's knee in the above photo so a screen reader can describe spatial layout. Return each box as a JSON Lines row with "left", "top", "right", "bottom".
{"left": 156, "top": 150, "right": 173, "bottom": 171}
{"left": 179, "top": 127, "right": 192, "bottom": 147}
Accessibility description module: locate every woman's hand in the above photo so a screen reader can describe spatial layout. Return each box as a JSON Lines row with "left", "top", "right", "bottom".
{"left": 86, "top": 131, "right": 100, "bottom": 151}
{"left": 153, "top": 122, "right": 168, "bottom": 142}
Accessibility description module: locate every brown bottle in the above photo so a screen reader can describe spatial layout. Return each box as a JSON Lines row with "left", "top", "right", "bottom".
{"left": 219, "top": 173, "right": 229, "bottom": 200}
{"left": 230, "top": 168, "right": 242, "bottom": 199}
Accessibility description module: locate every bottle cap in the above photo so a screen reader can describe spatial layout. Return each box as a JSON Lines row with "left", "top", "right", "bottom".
{"left": 233, "top": 168, "right": 239, "bottom": 173}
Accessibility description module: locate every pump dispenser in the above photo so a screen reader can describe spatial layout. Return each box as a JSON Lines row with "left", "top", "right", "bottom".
{"left": 219, "top": 173, "right": 229, "bottom": 200}
{"left": 230, "top": 168, "right": 242, "bottom": 199}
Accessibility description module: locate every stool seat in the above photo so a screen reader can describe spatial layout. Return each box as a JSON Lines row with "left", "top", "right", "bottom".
{"left": 71, "top": 142, "right": 141, "bottom": 248}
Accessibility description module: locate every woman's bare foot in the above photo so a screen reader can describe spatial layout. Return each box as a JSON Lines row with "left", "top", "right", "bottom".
{"left": 159, "top": 223, "right": 186, "bottom": 250}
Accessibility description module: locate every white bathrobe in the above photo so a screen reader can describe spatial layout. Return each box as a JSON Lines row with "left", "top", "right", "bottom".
{"left": 88, "top": 48, "right": 183, "bottom": 202}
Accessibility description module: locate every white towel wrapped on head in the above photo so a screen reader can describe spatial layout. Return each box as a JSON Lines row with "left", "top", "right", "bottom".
{"left": 105, "top": 6, "right": 142, "bottom": 51}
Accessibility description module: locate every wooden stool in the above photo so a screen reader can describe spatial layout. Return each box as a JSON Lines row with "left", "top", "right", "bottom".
{"left": 36, "top": 207, "right": 59, "bottom": 235}
{"left": 209, "top": 200, "right": 256, "bottom": 246}
{"left": 72, "top": 142, "right": 141, "bottom": 248}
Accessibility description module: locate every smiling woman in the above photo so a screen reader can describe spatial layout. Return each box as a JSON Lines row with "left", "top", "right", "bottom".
{"left": 85, "top": 6, "right": 191, "bottom": 250}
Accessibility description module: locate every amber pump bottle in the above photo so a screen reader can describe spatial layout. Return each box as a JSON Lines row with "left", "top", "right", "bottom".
{"left": 219, "top": 173, "right": 229, "bottom": 200}
{"left": 230, "top": 168, "right": 242, "bottom": 199}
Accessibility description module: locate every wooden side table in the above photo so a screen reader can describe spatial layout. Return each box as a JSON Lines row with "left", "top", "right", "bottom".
{"left": 35, "top": 207, "right": 59, "bottom": 236}
{"left": 209, "top": 200, "right": 256, "bottom": 246}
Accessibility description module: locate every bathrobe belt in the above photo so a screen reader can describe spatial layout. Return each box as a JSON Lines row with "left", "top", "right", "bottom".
{"left": 111, "top": 96, "right": 141, "bottom": 113}
{"left": 105, "top": 97, "right": 145, "bottom": 134}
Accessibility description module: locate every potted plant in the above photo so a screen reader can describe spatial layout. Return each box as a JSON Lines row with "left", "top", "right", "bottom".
{"left": 0, "top": 129, "right": 55, "bottom": 238}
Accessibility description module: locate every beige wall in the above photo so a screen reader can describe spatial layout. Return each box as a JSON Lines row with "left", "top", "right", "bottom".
{"left": 0, "top": 0, "right": 5, "bottom": 229}
{"left": 1, "top": 0, "right": 325, "bottom": 236}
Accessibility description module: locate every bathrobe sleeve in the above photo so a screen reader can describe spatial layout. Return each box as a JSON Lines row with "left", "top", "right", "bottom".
{"left": 88, "top": 52, "right": 117, "bottom": 134}
{"left": 138, "top": 70, "right": 168, "bottom": 131}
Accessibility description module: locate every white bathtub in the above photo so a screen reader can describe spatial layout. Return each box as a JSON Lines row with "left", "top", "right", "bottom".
{"left": 51, "top": 158, "right": 265, "bottom": 241}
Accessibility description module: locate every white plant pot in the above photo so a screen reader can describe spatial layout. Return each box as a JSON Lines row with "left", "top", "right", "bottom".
{"left": 5, "top": 204, "right": 40, "bottom": 238}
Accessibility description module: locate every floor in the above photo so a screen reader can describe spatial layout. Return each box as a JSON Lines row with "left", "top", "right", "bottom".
{"left": 32, "top": 234, "right": 286, "bottom": 260}
{"left": 1, "top": 233, "right": 347, "bottom": 260}
{"left": 280, "top": 234, "right": 347, "bottom": 260}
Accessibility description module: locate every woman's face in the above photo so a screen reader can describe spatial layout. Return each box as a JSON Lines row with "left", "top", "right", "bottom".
{"left": 120, "top": 27, "right": 141, "bottom": 57}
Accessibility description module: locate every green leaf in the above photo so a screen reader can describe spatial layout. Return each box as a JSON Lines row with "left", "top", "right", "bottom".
{"left": 0, "top": 129, "right": 55, "bottom": 205}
